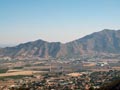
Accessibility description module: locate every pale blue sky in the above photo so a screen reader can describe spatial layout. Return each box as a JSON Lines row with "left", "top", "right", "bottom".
{"left": 0, "top": 0, "right": 120, "bottom": 46}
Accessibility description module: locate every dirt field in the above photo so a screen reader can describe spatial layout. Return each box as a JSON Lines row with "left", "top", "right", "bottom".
{"left": 0, "top": 71, "right": 34, "bottom": 77}
{"left": 112, "top": 67, "right": 120, "bottom": 70}
{"left": 67, "top": 73, "right": 82, "bottom": 77}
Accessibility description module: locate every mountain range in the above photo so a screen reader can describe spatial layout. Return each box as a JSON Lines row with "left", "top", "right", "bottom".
{"left": 0, "top": 29, "right": 120, "bottom": 60}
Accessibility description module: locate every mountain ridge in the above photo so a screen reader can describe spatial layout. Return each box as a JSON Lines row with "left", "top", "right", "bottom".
{"left": 0, "top": 29, "right": 120, "bottom": 60}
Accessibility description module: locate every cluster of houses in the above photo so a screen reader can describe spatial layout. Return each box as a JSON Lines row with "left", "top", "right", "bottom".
{"left": 0, "top": 70, "right": 119, "bottom": 90}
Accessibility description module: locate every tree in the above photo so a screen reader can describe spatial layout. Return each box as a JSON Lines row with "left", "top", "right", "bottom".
{"left": 89, "top": 86, "right": 95, "bottom": 90}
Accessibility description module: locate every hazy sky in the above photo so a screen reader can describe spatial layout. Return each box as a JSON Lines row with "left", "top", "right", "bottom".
{"left": 0, "top": 0, "right": 120, "bottom": 46}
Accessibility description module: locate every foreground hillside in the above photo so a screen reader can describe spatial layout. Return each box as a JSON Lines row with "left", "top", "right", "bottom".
{"left": 97, "top": 80, "right": 120, "bottom": 90}
{"left": 0, "top": 29, "right": 120, "bottom": 59}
